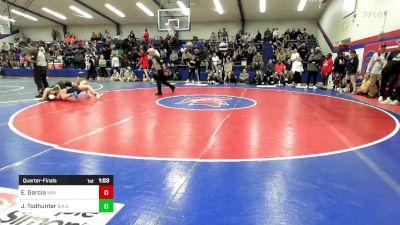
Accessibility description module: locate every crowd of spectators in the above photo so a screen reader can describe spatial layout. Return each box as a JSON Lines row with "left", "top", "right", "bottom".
{"left": 1, "top": 27, "right": 398, "bottom": 105}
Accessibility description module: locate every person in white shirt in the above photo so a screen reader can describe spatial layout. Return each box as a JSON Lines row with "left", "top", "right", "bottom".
{"left": 290, "top": 48, "right": 300, "bottom": 65}
{"left": 272, "top": 28, "right": 279, "bottom": 41}
{"left": 291, "top": 57, "right": 304, "bottom": 86}
{"left": 2, "top": 42, "right": 10, "bottom": 51}
{"left": 211, "top": 53, "right": 219, "bottom": 72}
{"left": 366, "top": 43, "right": 388, "bottom": 98}
{"left": 111, "top": 55, "right": 120, "bottom": 73}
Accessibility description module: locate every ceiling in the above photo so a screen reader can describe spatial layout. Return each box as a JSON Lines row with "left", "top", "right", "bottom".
{"left": 0, "top": 0, "right": 328, "bottom": 27}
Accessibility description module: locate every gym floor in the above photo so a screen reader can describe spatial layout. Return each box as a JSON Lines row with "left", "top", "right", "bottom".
{"left": 0, "top": 76, "right": 399, "bottom": 225}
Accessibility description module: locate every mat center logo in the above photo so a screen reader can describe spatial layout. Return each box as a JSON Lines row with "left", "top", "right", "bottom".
{"left": 157, "top": 94, "right": 257, "bottom": 110}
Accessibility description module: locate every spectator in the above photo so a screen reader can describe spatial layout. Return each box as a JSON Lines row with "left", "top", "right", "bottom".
{"left": 247, "top": 44, "right": 256, "bottom": 64}
{"left": 384, "top": 85, "right": 400, "bottom": 105}
{"left": 74, "top": 50, "right": 84, "bottom": 69}
{"left": 274, "top": 60, "right": 286, "bottom": 85}
{"left": 239, "top": 68, "right": 249, "bottom": 83}
{"left": 264, "top": 28, "right": 271, "bottom": 42}
{"left": 98, "top": 32, "right": 103, "bottom": 41}
{"left": 232, "top": 48, "right": 243, "bottom": 62}
{"left": 223, "top": 57, "right": 235, "bottom": 84}
{"left": 291, "top": 56, "right": 304, "bottom": 86}
{"left": 90, "top": 32, "right": 97, "bottom": 41}
{"left": 254, "top": 69, "right": 265, "bottom": 85}
{"left": 286, "top": 46, "right": 294, "bottom": 61}
{"left": 111, "top": 47, "right": 119, "bottom": 58}
{"left": 366, "top": 43, "right": 388, "bottom": 98}
{"left": 345, "top": 50, "right": 359, "bottom": 94}
{"left": 2, "top": 42, "right": 10, "bottom": 51}
{"left": 355, "top": 74, "right": 371, "bottom": 95}
{"left": 128, "top": 31, "right": 135, "bottom": 40}
{"left": 187, "top": 54, "right": 197, "bottom": 83}
{"left": 11, "top": 51, "right": 20, "bottom": 68}
{"left": 290, "top": 28, "right": 297, "bottom": 39}
{"left": 272, "top": 28, "right": 279, "bottom": 42}
{"left": 122, "top": 67, "right": 137, "bottom": 82}
{"left": 143, "top": 28, "right": 150, "bottom": 42}
{"left": 208, "top": 67, "right": 222, "bottom": 84}
{"left": 111, "top": 68, "right": 122, "bottom": 81}
{"left": 289, "top": 48, "right": 300, "bottom": 65}
{"left": 111, "top": 54, "right": 120, "bottom": 73}
{"left": 302, "top": 28, "right": 308, "bottom": 40}
{"left": 255, "top": 30, "right": 262, "bottom": 42}
{"left": 222, "top": 27, "right": 229, "bottom": 42}
{"left": 182, "top": 49, "right": 192, "bottom": 63}
{"left": 265, "top": 59, "right": 274, "bottom": 76}
{"left": 332, "top": 52, "right": 346, "bottom": 90}
{"left": 252, "top": 52, "right": 264, "bottom": 69}
{"left": 276, "top": 48, "right": 286, "bottom": 63}
{"left": 298, "top": 43, "right": 309, "bottom": 61}
{"left": 169, "top": 49, "right": 179, "bottom": 80}
{"left": 139, "top": 51, "right": 151, "bottom": 81}
{"left": 380, "top": 40, "right": 400, "bottom": 104}
{"left": 306, "top": 47, "right": 323, "bottom": 88}
{"left": 98, "top": 55, "right": 107, "bottom": 79}
{"left": 211, "top": 52, "right": 219, "bottom": 71}
{"left": 321, "top": 53, "right": 333, "bottom": 89}
{"left": 210, "top": 32, "right": 218, "bottom": 43}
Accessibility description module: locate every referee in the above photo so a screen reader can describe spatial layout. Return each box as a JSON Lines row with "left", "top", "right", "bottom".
{"left": 28, "top": 44, "right": 49, "bottom": 98}
{"left": 148, "top": 48, "right": 175, "bottom": 95}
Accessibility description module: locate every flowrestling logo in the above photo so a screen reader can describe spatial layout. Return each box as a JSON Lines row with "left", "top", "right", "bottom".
{"left": 0, "top": 187, "right": 124, "bottom": 225}
{"left": 156, "top": 95, "right": 257, "bottom": 110}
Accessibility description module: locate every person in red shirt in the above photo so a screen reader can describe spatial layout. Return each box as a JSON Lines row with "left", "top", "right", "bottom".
{"left": 143, "top": 29, "right": 150, "bottom": 42}
{"left": 321, "top": 53, "right": 333, "bottom": 88}
{"left": 91, "top": 32, "right": 97, "bottom": 41}
{"left": 274, "top": 61, "right": 285, "bottom": 73}
{"left": 274, "top": 60, "right": 287, "bottom": 85}
{"left": 139, "top": 50, "right": 151, "bottom": 81}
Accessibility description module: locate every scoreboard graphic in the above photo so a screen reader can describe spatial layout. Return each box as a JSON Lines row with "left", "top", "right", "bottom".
{"left": 18, "top": 175, "right": 114, "bottom": 213}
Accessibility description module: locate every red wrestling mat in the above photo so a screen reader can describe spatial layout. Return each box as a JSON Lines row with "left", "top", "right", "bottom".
{"left": 10, "top": 88, "right": 398, "bottom": 160}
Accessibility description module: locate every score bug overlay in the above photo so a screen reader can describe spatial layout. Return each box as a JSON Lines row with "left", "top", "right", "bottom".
{"left": 18, "top": 175, "right": 114, "bottom": 213}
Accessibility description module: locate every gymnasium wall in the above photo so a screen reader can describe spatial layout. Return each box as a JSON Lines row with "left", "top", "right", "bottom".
{"left": 317, "top": 0, "right": 400, "bottom": 67}
{"left": 319, "top": 0, "right": 399, "bottom": 47}
{"left": 16, "top": 19, "right": 318, "bottom": 42}
{"left": 18, "top": 26, "right": 64, "bottom": 41}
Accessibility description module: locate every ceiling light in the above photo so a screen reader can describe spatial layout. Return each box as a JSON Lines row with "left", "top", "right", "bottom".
{"left": 260, "top": 0, "right": 266, "bottom": 13}
{"left": 177, "top": 1, "right": 190, "bottom": 16}
{"left": 69, "top": 5, "right": 93, "bottom": 19}
{"left": 105, "top": 4, "right": 125, "bottom": 17}
{"left": 297, "top": 0, "right": 307, "bottom": 11}
{"left": 136, "top": 2, "right": 154, "bottom": 17}
{"left": 213, "top": 0, "right": 223, "bottom": 14}
{"left": 10, "top": 9, "right": 38, "bottom": 21}
{"left": 0, "top": 15, "right": 15, "bottom": 23}
{"left": 41, "top": 7, "right": 67, "bottom": 20}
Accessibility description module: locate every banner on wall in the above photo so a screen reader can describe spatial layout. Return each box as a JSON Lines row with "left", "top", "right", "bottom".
{"left": 362, "top": 40, "right": 399, "bottom": 74}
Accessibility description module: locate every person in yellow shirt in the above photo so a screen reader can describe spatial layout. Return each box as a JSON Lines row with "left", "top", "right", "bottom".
{"left": 356, "top": 74, "right": 371, "bottom": 95}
